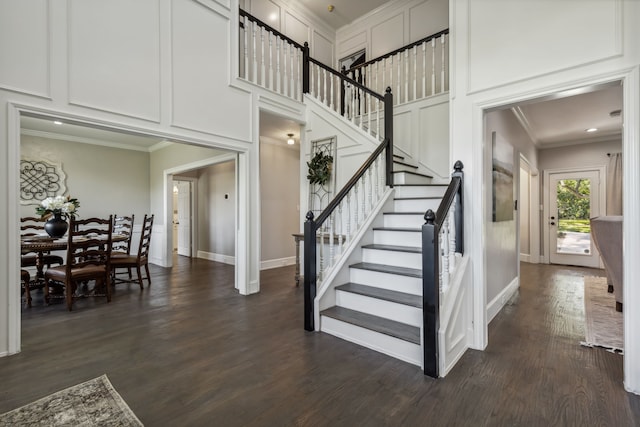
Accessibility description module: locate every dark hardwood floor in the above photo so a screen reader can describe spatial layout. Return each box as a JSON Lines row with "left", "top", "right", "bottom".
{"left": 2, "top": 258, "right": 639, "bottom": 426}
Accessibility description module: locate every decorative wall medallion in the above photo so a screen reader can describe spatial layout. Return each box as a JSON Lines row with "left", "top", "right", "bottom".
{"left": 20, "top": 159, "right": 67, "bottom": 205}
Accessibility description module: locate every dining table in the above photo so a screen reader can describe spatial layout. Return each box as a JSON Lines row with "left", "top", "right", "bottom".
{"left": 21, "top": 233, "right": 128, "bottom": 281}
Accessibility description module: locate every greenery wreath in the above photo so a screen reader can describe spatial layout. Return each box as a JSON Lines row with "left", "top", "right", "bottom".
{"left": 307, "top": 151, "right": 334, "bottom": 186}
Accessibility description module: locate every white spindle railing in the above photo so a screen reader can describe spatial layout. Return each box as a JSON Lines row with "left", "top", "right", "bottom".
{"left": 239, "top": 11, "right": 303, "bottom": 102}
{"left": 345, "top": 30, "right": 449, "bottom": 107}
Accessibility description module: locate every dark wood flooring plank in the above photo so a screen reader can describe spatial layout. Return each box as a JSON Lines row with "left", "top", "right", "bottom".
{"left": 1, "top": 259, "right": 639, "bottom": 426}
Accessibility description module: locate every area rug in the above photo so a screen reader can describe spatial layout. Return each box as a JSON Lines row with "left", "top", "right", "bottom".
{"left": 0, "top": 375, "right": 143, "bottom": 426}
{"left": 581, "top": 276, "right": 624, "bottom": 354}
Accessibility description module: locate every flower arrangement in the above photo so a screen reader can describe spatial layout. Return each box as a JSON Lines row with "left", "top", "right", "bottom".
{"left": 35, "top": 195, "right": 80, "bottom": 220}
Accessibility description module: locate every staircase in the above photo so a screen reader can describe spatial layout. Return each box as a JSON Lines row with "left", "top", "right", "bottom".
{"left": 319, "top": 155, "right": 447, "bottom": 367}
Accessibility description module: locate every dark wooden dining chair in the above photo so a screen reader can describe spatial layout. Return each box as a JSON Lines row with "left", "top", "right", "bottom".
{"left": 111, "top": 214, "right": 153, "bottom": 289}
{"left": 20, "top": 216, "right": 64, "bottom": 276}
{"left": 44, "top": 216, "right": 113, "bottom": 311}
{"left": 21, "top": 269, "right": 31, "bottom": 308}
{"left": 112, "top": 214, "right": 134, "bottom": 255}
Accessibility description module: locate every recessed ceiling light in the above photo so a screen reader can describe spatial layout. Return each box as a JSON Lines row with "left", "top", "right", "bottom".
{"left": 586, "top": 128, "right": 598, "bottom": 133}
{"left": 53, "top": 120, "right": 63, "bottom": 125}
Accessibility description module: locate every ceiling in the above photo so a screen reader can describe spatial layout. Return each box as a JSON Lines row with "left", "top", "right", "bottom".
{"left": 510, "top": 82, "right": 623, "bottom": 148}
{"left": 295, "top": 0, "right": 390, "bottom": 30}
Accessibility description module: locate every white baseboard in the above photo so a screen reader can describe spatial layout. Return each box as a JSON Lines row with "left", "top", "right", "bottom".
{"left": 487, "top": 277, "right": 519, "bottom": 323}
{"left": 197, "top": 250, "right": 236, "bottom": 265}
{"left": 260, "top": 256, "right": 296, "bottom": 270}
{"left": 519, "top": 253, "right": 531, "bottom": 263}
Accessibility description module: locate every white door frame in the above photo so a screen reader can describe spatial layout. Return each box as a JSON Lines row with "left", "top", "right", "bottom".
{"left": 173, "top": 177, "right": 196, "bottom": 257}
{"left": 542, "top": 166, "right": 606, "bottom": 265}
{"left": 518, "top": 154, "right": 540, "bottom": 264}
{"left": 163, "top": 153, "right": 237, "bottom": 268}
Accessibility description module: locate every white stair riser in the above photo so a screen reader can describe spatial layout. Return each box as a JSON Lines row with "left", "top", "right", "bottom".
{"left": 394, "top": 198, "right": 440, "bottom": 212}
{"left": 349, "top": 268, "right": 422, "bottom": 295}
{"left": 321, "top": 316, "right": 422, "bottom": 366}
{"left": 384, "top": 214, "right": 425, "bottom": 228}
{"left": 393, "top": 163, "right": 419, "bottom": 173}
{"left": 335, "top": 291, "right": 422, "bottom": 327}
{"left": 362, "top": 248, "right": 421, "bottom": 269}
{"left": 395, "top": 186, "right": 447, "bottom": 199}
{"left": 394, "top": 172, "right": 431, "bottom": 185}
{"left": 374, "top": 229, "right": 421, "bottom": 247}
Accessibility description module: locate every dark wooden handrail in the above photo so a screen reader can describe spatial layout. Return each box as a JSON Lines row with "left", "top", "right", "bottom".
{"left": 421, "top": 161, "right": 464, "bottom": 378}
{"left": 239, "top": 9, "right": 305, "bottom": 51}
{"left": 309, "top": 56, "right": 385, "bottom": 101}
{"left": 347, "top": 29, "right": 449, "bottom": 73}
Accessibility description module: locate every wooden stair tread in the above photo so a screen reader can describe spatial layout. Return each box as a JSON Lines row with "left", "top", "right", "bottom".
{"left": 394, "top": 183, "right": 448, "bottom": 187}
{"left": 321, "top": 306, "right": 420, "bottom": 344}
{"left": 361, "top": 243, "right": 421, "bottom": 254}
{"left": 372, "top": 227, "right": 421, "bottom": 232}
{"left": 393, "top": 159, "right": 419, "bottom": 169}
{"left": 336, "top": 282, "right": 422, "bottom": 308}
{"left": 350, "top": 262, "right": 422, "bottom": 278}
{"left": 394, "top": 196, "right": 441, "bottom": 200}
{"left": 392, "top": 170, "right": 433, "bottom": 179}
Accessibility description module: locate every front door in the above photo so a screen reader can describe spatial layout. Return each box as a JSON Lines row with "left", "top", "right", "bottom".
{"left": 548, "top": 170, "right": 602, "bottom": 267}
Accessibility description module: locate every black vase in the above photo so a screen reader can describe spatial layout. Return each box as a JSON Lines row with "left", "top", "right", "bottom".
{"left": 44, "top": 213, "right": 68, "bottom": 238}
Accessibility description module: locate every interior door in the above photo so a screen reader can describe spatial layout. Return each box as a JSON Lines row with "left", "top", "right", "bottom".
{"left": 548, "top": 170, "right": 601, "bottom": 267}
{"left": 176, "top": 181, "right": 192, "bottom": 257}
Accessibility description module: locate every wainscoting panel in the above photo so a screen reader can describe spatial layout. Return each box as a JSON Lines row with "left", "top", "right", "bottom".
{"left": 67, "top": 0, "right": 161, "bottom": 122}
{"left": 0, "top": 0, "right": 50, "bottom": 98}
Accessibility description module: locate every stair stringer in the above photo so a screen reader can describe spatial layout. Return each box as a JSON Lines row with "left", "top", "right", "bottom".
{"left": 438, "top": 255, "right": 472, "bottom": 376}
{"left": 314, "top": 189, "right": 396, "bottom": 329}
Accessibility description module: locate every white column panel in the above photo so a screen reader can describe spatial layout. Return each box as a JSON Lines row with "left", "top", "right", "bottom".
{"left": 468, "top": 0, "right": 622, "bottom": 93}
{"left": 370, "top": 13, "right": 403, "bottom": 59}
{"left": 284, "top": 12, "right": 309, "bottom": 46}
{"left": 313, "top": 31, "right": 334, "bottom": 66}
{"left": 419, "top": 100, "right": 449, "bottom": 177}
{"left": 68, "top": 0, "right": 161, "bottom": 122}
{"left": 171, "top": 0, "right": 251, "bottom": 141}
{"left": 0, "top": 0, "right": 50, "bottom": 97}
{"left": 409, "top": 0, "right": 448, "bottom": 42}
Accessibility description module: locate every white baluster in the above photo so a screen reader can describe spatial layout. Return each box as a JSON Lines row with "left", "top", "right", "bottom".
{"left": 323, "top": 68, "right": 328, "bottom": 106}
{"left": 360, "top": 179, "right": 366, "bottom": 225}
{"left": 431, "top": 37, "right": 436, "bottom": 96}
{"left": 260, "top": 27, "right": 266, "bottom": 87}
{"left": 367, "top": 93, "right": 372, "bottom": 137}
{"left": 242, "top": 17, "right": 248, "bottom": 80}
{"left": 337, "top": 204, "right": 343, "bottom": 256}
{"left": 252, "top": 23, "right": 257, "bottom": 84}
{"left": 422, "top": 41, "right": 426, "bottom": 99}
{"left": 389, "top": 57, "right": 393, "bottom": 99}
{"left": 350, "top": 75, "right": 357, "bottom": 126}
{"left": 329, "top": 215, "right": 335, "bottom": 268}
{"left": 376, "top": 98, "right": 380, "bottom": 140}
{"left": 330, "top": 73, "right": 335, "bottom": 110}
{"left": 413, "top": 45, "right": 417, "bottom": 101}
{"left": 268, "top": 32, "right": 273, "bottom": 90}
{"left": 368, "top": 168, "right": 373, "bottom": 213}
{"left": 353, "top": 183, "right": 359, "bottom": 229}
{"left": 404, "top": 49, "right": 409, "bottom": 103}
{"left": 441, "top": 217, "right": 450, "bottom": 292}
{"left": 319, "top": 228, "right": 325, "bottom": 281}
{"left": 396, "top": 53, "right": 401, "bottom": 105}
{"left": 346, "top": 193, "right": 352, "bottom": 245}
{"left": 276, "top": 38, "right": 281, "bottom": 94}
{"left": 448, "top": 206, "right": 457, "bottom": 271}
{"left": 375, "top": 157, "right": 380, "bottom": 200}
{"left": 441, "top": 34, "right": 446, "bottom": 93}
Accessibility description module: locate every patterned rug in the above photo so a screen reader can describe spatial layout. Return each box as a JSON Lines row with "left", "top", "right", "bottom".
{"left": 0, "top": 375, "right": 143, "bottom": 426}
{"left": 581, "top": 276, "right": 624, "bottom": 354}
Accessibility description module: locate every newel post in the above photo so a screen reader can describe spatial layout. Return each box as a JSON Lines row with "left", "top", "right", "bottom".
{"left": 422, "top": 209, "right": 439, "bottom": 378}
{"left": 384, "top": 87, "right": 394, "bottom": 187}
{"left": 452, "top": 161, "right": 464, "bottom": 255}
{"left": 303, "top": 211, "right": 317, "bottom": 331}
{"left": 302, "top": 42, "right": 310, "bottom": 94}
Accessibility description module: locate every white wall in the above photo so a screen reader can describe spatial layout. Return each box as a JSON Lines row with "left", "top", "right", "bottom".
{"left": 484, "top": 108, "right": 538, "bottom": 305}
{"left": 198, "top": 161, "right": 237, "bottom": 258}
{"left": 20, "top": 136, "right": 150, "bottom": 220}
{"left": 335, "top": 0, "right": 448, "bottom": 65}
{"left": 260, "top": 142, "right": 300, "bottom": 266}
{"left": 244, "top": 0, "right": 335, "bottom": 65}
{"left": 451, "top": 0, "right": 640, "bottom": 392}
